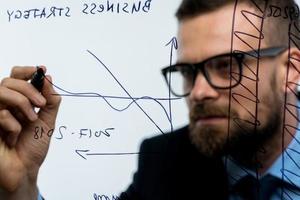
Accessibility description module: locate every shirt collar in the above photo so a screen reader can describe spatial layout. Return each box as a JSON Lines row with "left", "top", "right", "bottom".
{"left": 225, "top": 102, "right": 300, "bottom": 189}
{"left": 266, "top": 116, "right": 300, "bottom": 189}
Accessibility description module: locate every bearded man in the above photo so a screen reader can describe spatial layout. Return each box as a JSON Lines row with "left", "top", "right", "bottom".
{"left": 0, "top": 0, "right": 300, "bottom": 200}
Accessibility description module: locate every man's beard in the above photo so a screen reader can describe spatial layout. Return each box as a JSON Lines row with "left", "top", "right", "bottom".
{"left": 188, "top": 89, "right": 283, "bottom": 167}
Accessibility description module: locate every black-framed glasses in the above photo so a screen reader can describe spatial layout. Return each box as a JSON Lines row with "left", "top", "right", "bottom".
{"left": 161, "top": 46, "right": 287, "bottom": 97}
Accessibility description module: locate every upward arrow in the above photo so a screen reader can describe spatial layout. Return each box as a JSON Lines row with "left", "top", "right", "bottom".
{"left": 165, "top": 37, "right": 178, "bottom": 133}
{"left": 165, "top": 37, "right": 178, "bottom": 66}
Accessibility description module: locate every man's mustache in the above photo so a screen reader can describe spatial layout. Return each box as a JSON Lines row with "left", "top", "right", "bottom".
{"left": 189, "top": 104, "right": 238, "bottom": 121}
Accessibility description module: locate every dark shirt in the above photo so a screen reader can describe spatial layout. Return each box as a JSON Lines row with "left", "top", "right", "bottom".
{"left": 119, "top": 126, "right": 228, "bottom": 200}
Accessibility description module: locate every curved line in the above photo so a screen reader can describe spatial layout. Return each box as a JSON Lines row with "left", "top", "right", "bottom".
{"left": 43, "top": 50, "right": 182, "bottom": 134}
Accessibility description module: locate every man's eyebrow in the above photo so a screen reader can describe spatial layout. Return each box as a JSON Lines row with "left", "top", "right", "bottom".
{"left": 175, "top": 51, "right": 239, "bottom": 65}
{"left": 174, "top": 59, "right": 196, "bottom": 65}
{"left": 175, "top": 61, "right": 189, "bottom": 64}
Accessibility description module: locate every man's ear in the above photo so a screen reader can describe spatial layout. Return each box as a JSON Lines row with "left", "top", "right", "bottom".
{"left": 279, "top": 47, "right": 300, "bottom": 95}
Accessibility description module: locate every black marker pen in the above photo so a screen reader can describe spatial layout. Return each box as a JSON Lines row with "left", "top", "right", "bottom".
{"left": 30, "top": 67, "right": 45, "bottom": 92}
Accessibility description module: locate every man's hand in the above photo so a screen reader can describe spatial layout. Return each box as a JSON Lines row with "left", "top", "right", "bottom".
{"left": 0, "top": 66, "right": 61, "bottom": 199}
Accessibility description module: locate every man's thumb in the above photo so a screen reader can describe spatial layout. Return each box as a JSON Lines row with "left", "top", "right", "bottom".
{"left": 38, "top": 75, "right": 61, "bottom": 128}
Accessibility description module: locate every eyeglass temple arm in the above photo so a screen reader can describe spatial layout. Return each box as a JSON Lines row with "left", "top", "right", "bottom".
{"left": 233, "top": 46, "right": 287, "bottom": 58}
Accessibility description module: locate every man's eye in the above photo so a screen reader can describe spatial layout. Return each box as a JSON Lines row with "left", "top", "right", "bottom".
{"left": 211, "top": 58, "right": 239, "bottom": 72}
{"left": 179, "top": 68, "right": 194, "bottom": 78}
{"left": 215, "top": 60, "right": 231, "bottom": 71}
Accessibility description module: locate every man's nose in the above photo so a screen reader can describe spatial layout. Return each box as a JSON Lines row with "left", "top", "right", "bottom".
{"left": 189, "top": 73, "right": 219, "bottom": 102}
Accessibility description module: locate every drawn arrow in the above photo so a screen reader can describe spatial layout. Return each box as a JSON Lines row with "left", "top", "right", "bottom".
{"left": 165, "top": 37, "right": 178, "bottom": 64}
{"left": 165, "top": 37, "right": 178, "bottom": 132}
{"left": 75, "top": 149, "right": 140, "bottom": 160}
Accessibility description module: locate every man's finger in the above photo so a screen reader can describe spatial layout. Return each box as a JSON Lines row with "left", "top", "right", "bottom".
{"left": 0, "top": 86, "right": 38, "bottom": 122}
{"left": 1, "top": 78, "right": 46, "bottom": 107}
{"left": 10, "top": 66, "right": 47, "bottom": 81}
{"left": 38, "top": 75, "right": 61, "bottom": 128}
{"left": 0, "top": 109, "right": 22, "bottom": 147}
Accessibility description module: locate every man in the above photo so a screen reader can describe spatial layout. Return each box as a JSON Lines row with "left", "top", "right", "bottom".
{"left": 0, "top": 0, "right": 300, "bottom": 199}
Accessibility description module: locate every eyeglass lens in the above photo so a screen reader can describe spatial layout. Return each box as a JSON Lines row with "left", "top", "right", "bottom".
{"left": 165, "top": 55, "right": 241, "bottom": 96}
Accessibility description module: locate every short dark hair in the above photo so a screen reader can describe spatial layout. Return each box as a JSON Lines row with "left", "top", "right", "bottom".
{"left": 176, "top": 0, "right": 234, "bottom": 20}
{"left": 176, "top": 0, "right": 300, "bottom": 47}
